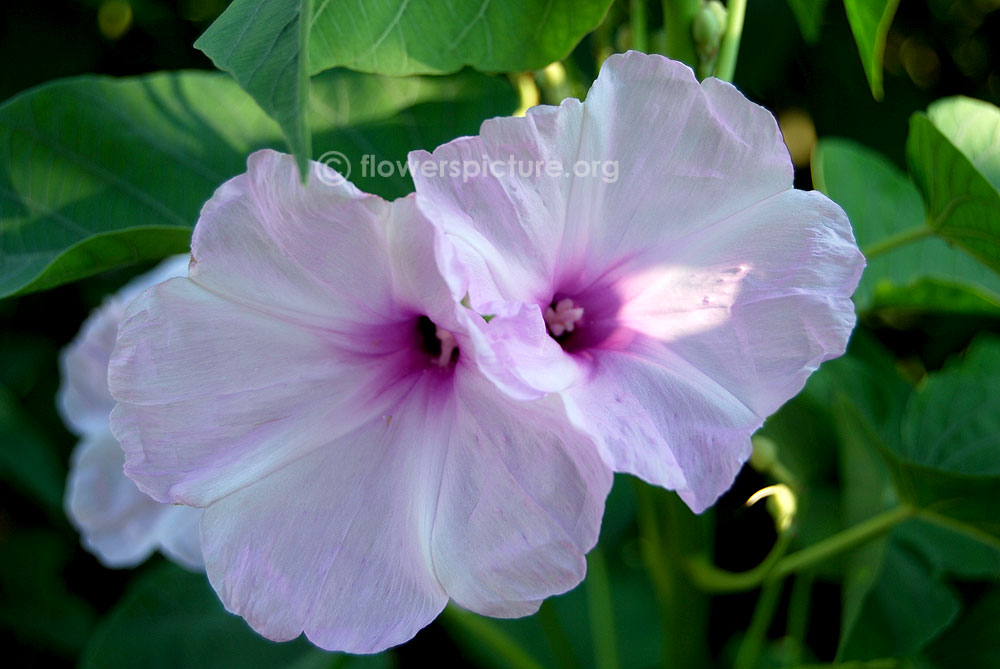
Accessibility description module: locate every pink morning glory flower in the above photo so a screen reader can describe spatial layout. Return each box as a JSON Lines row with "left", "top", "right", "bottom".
{"left": 108, "top": 150, "right": 611, "bottom": 653}
{"left": 58, "top": 255, "right": 203, "bottom": 570}
{"left": 411, "top": 52, "right": 865, "bottom": 512}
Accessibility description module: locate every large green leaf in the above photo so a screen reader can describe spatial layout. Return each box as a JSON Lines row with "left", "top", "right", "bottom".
{"left": 196, "top": 0, "right": 612, "bottom": 175}
{"left": 193, "top": 0, "right": 312, "bottom": 177}
{"left": 882, "top": 337, "right": 1000, "bottom": 536}
{"left": 831, "top": 362, "right": 962, "bottom": 661}
{"left": 927, "top": 97, "right": 1000, "bottom": 191}
{"left": 306, "top": 0, "right": 613, "bottom": 75}
{"left": 0, "top": 69, "right": 515, "bottom": 299}
{"left": 922, "top": 587, "right": 1000, "bottom": 669}
{"left": 837, "top": 539, "right": 960, "bottom": 661}
{"left": 843, "top": 0, "right": 900, "bottom": 100}
{"left": 896, "top": 518, "right": 1000, "bottom": 580}
{"left": 907, "top": 109, "right": 1000, "bottom": 275}
{"left": 81, "top": 562, "right": 389, "bottom": 668}
{"left": 813, "top": 138, "right": 1000, "bottom": 313}
{"left": 898, "top": 338, "right": 1000, "bottom": 474}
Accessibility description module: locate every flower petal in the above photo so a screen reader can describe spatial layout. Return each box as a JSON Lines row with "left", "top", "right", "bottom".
{"left": 454, "top": 300, "right": 585, "bottom": 400}
{"left": 189, "top": 150, "right": 401, "bottom": 329}
{"left": 561, "top": 338, "right": 757, "bottom": 513}
{"left": 65, "top": 429, "right": 203, "bottom": 568}
{"left": 110, "top": 278, "right": 407, "bottom": 507}
{"left": 201, "top": 366, "right": 609, "bottom": 651}
{"left": 430, "top": 368, "right": 611, "bottom": 616}
{"left": 413, "top": 51, "right": 792, "bottom": 309}
{"left": 615, "top": 189, "right": 862, "bottom": 417}
{"left": 200, "top": 403, "right": 448, "bottom": 653}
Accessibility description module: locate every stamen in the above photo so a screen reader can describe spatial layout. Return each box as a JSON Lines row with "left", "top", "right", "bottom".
{"left": 434, "top": 327, "right": 457, "bottom": 367}
{"left": 544, "top": 298, "right": 584, "bottom": 337}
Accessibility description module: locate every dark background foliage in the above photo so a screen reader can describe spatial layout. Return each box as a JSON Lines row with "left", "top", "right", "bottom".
{"left": 2, "top": 1, "right": 999, "bottom": 667}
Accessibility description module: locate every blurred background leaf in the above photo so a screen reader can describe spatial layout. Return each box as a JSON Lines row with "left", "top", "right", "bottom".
{"left": 813, "top": 137, "right": 1000, "bottom": 314}
{"left": 0, "top": 69, "right": 514, "bottom": 299}
{"left": 0, "top": 530, "right": 97, "bottom": 657}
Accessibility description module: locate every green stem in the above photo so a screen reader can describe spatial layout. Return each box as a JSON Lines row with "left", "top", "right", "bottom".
{"left": 734, "top": 577, "right": 786, "bottom": 669}
{"left": 538, "top": 601, "right": 579, "bottom": 669}
{"left": 586, "top": 548, "right": 619, "bottom": 669}
{"left": 295, "top": 0, "right": 314, "bottom": 181}
{"left": 785, "top": 571, "right": 814, "bottom": 665}
{"left": 630, "top": 0, "right": 648, "bottom": 52}
{"left": 440, "top": 606, "right": 545, "bottom": 669}
{"left": 636, "top": 483, "right": 672, "bottom": 603}
{"left": 687, "top": 528, "right": 792, "bottom": 592}
{"left": 791, "top": 661, "right": 902, "bottom": 669}
{"left": 862, "top": 224, "right": 935, "bottom": 259}
{"left": 714, "top": 0, "right": 747, "bottom": 82}
{"left": 636, "top": 483, "right": 712, "bottom": 667}
{"left": 773, "top": 504, "right": 914, "bottom": 579}
{"left": 661, "top": 0, "right": 700, "bottom": 66}
{"left": 688, "top": 505, "right": 915, "bottom": 592}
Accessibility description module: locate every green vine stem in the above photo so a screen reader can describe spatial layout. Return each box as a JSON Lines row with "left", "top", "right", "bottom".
{"left": 631, "top": 0, "right": 648, "bottom": 52}
{"left": 714, "top": 0, "right": 747, "bottom": 82}
{"left": 687, "top": 504, "right": 916, "bottom": 593}
{"left": 734, "top": 577, "right": 786, "bottom": 669}
{"left": 861, "top": 224, "right": 935, "bottom": 259}
{"left": 586, "top": 548, "right": 620, "bottom": 669}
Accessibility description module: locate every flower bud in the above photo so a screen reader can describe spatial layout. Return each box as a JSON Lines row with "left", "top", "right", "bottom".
{"left": 693, "top": 0, "right": 728, "bottom": 77}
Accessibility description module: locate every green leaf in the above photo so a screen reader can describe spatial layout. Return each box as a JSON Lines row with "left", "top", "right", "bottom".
{"left": 843, "top": 0, "right": 900, "bottom": 100}
{"left": 898, "top": 338, "right": 1000, "bottom": 474}
{"left": 837, "top": 540, "right": 960, "bottom": 661}
{"left": 81, "top": 562, "right": 389, "bottom": 669}
{"left": 812, "top": 138, "right": 1000, "bottom": 313}
{"left": 193, "top": 0, "right": 313, "bottom": 178}
{"left": 927, "top": 97, "right": 1000, "bottom": 191}
{"left": 832, "top": 378, "right": 961, "bottom": 661}
{"left": 307, "top": 0, "right": 613, "bottom": 75}
{"left": 907, "top": 110, "right": 1000, "bottom": 275}
{"left": 786, "top": 0, "right": 830, "bottom": 44}
{"left": 896, "top": 518, "right": 1000, "bottom": 580}
{"left": 881, "top": 337, "right": 1000, "bottom": 536}
{"left": 834, "top": 394, "right": 898, "bottom": 659}
{"left": 196, "top": 0, "right": 612, "bottom": 176}
{"left": 923, "top": 587, "right": 1000, "bottom": 669}
{"left": 0, "top": 69, "right": 515, "bottom": 299}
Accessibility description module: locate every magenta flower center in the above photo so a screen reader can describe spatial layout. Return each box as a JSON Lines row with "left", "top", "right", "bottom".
{"left": 416, "top": 315, "right": 459, "bottom": 368}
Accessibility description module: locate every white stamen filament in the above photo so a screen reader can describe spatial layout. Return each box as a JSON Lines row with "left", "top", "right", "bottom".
{"left": 435, "top": 327, "right": 457, "bottom": 367}
{"left": 544, "top": 298, "right": 584, "bottom": 337}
